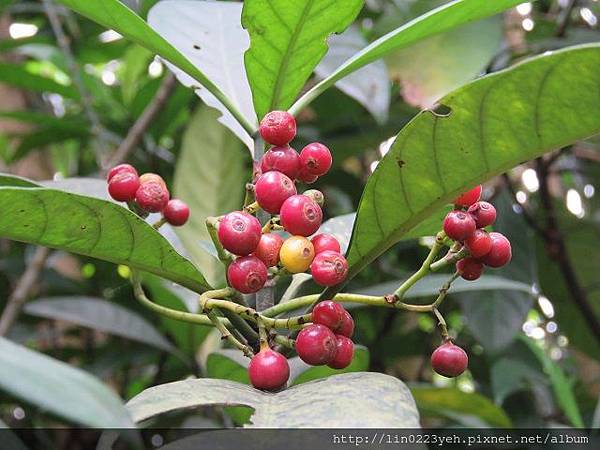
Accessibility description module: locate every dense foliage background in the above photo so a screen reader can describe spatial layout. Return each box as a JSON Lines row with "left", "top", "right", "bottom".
{"left": 0, "top": 0, "right": 598, "bottom": 440}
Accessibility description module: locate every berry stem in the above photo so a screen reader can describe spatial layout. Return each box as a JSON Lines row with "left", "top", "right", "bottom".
{"left": 432, "top": 307, "right": 449, "bottom": 340}
{"left": 205, "top": 217, "right": 234, "bottom": 266}
{"left": 432, "top": 271, "right": 460, "bottom": 309}
{"left": 243, "top": 201, "right": 260, "bottom": 215}
{"left": 243, "top": 183, "right": 255, "bottom": 208}
{"left": 152, "top": 217, "right": 167, "bottom": 230}
{"left": 430, "top": 247, "right": 469, "bottom": 272}
{"left": 206, "top": 309, "right": 254, "bottom": 358}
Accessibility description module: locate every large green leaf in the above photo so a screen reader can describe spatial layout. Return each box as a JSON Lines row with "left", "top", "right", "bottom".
{"left": 341, "top": 45, "right": 600, "bottom": 289}
{"left": 0, "top": 337, "right": 133, "bottom": 427}
{"left": 0, "top": 187, "right": 210, "bottom": 293}
{"left": 0, "top": 63, "right": 79, "bottom": 99}
{"left": 127, "top": 372, "right": 419, "bottom": 427}
{"left": 289, "top": 0, "right": 527, "bottom": 114}
{"left": 242, "top": 0, "right": 363, "bottom": 119}
{"left": 174, "top": 106, "right": 249, "bottom": 287}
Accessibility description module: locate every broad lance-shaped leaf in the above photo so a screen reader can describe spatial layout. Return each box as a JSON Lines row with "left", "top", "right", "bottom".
{"left": 242, "top": 0, "right": 363, "bottom": 120}
{"left": 0, "top": 187, "right": 210, "bottom": 293}
{"left": 341, "top": 44, "right": 600, "bottom": 287}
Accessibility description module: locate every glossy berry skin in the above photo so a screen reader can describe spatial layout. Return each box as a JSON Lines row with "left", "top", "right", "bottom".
{"left": 279, "top": 236, "right": 315, "bottom": 273}
{"left": 456, "top": 257, "right": 484, "bottom": 281}
{"left": 443, "top": 210, "right": 476, "bottom": 241}
{"left": 248, "top": 348, "right": 290, "bottom": 391}
{"left": 135, "top": 181, "right": 169, "bottom": 212}
{"left": 296, "top": 166, "right": 319, "bottom": 184}
{"left": 296, "top": 324, "right": 337, "bottom": 366}
{"left": 254, "top": 171, "right": 297, "bottom": 214}
{"left": 310, "top": 251, "right": 348, "bottom": 287}
{"left": 328, "top": 336, "right": 354, "bottom": 369}
{"left": 464, "top": 229, "right": 492, "bottom": 258}
{"left": 139, "top": 173, "right": 167, "bottom": 190}
{"left": 311, "top": 233, "right": 341, "bottom": 255}
{"left": 454, "top": 185, "right": 482, "bottom": 207}
{"left": 338, "top": 310, "right": 354, "bottom": 338}
{"left": 280, "top": 195, "right": 323, "bottom": 236}
{"left": 300, "top": 143, "right": 332, "bottom": 177}
{"left": 467, "top": 201, "right": 497, "bottom": 228}
{"left": 312, "top": 300, "right": 345, "bottom": 331}
{"left": 108, "top": 172, "right": 140, "bottom": 202}
{"left": 303, "top": 189, "right": 324, "bottom": 207}
{"left": 480, "top": 232, "right": 512, "bottom": 268}
{"left": 218, "top": 211, "right": 262, "bottom": 256}
{"left": 254, "top": 233, "right": 284, "bottom": 267}
{"left": 163, "top": 199, "right": 190, "bottom": 226}
{"left": 259, "top": 111, "right": 296, "bottom": 146}
{"left": 107, "top": 163, "right": 137, "bottom": 182}
{"left": 431, "top": 341, "right": 468, "bottom": 378}
{"left": 227, "top": 255, "right": 268, "bottom": 294}
{"left": 260, "top": 145, "right": 301, "bottom": 179}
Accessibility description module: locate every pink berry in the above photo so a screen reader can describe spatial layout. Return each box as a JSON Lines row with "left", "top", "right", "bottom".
{"left": 338, "top": 310, "right": 354, "bottom": 338}
{"left": 468, "top": 201, "right": 497, "bottom": 228}
{"left": 107, "top": 163, "right": 137, "bottom": 182}
{"left": 480, "top": 232, "right": 512, "bottom": 268}
{"left": 299, "top": 143, "right": 332, "bottom": 177}
{"left": 135, "top": 181, "right": 169, "bottom": 212}
{"left": 312, "top": 300, "right": 345, "bottom": 331}
{"left": 108, "top": 172, "right": 140, "bottom": 202}
{"left": 328, "top": 336, "right": 354, "bottom": 369}
{"left": 280, "top": 195, "right": 323, "bottom": 236}
{"left": 431, "top": 341, "right": 468, "bottom": 377}
{"left": 248, "top": 348, "right": 289, "bottom": 391}
{"left": 254, "top": 233, "right": 284, "bottom": 267}
{"left": 227, "top": 255, "right": 268, "bottom": 294}
{"left": 254, "top": 171, "right": 297, "bottom": 214}
{"left": 296, "top": 166, "right": 319, "bottom": 184}
{"left": 443, "top": 210, "right": 476, "bottom": 241}
{"left": 310, "top": 251, "right": 348, "bottom": 287}
{"left": 259, "top": 111, "right": 296, "bottom": 146}
{"left": 218, "top": 211, "right": 262, "bottom": 256}
{"left": 295, "top": 324, "right": 337, "bottom": 366}
{"left": 163, "top": 199, "right": 190, "bottom": 226}
{"left": 456, "top": 257, "right": 484, "bottom": 281}
{"left": 311, "top": 234, "right": 341, "bottom": 255}
{"left": 454, "top": 185, "right": 482, "bottom": 207}
{"left": 464, "top": 229, "right": 492, "bottom": 258}
{"left": 260, "top": 145, "right": 301, "bottom": 179}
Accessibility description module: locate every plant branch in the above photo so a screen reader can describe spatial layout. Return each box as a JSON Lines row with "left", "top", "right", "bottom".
{"left": 206, "top": 309, "right": 254, "bottom": 358}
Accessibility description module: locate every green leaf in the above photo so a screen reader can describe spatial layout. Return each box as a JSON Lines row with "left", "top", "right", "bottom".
{"left": 342, "top": 45, "right": 600, "bottom": 289}
{"left": 206, "top": 349, "right": 251, "bottom": 385}
{"left": 127, "top": 372, "right": 419, "bottom": 427}
{"left": 490, "top": 356, "right": 545, "bottom": 404}
{"left": 0, "top": 173, "right": 40, "bottom": 188}
{"left": 174, "top": 106, "right": 249, "bottom": 287}
{"left": 0, "top": 187, "right": 210, "bottom": 293}
{"left": 411, "top": 385, "right": 512, "bottom": 427}
{"left": 290, "top": 0, "right": 527, "bottom": 114}
{"left": 24, "top": 297, "right": 178, "bottom": 355}
{"left": 242, "top": 0, "right": 363, "bottom": 120}
{"left": 0, "top": 63, "right": 79, "bottom": 99}
{"left": 0, "top": 336, "right": 133, "bottom": 427}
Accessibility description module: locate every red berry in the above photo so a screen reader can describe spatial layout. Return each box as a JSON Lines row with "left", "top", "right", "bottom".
{"left": 107, "top": 163, "right": 137, "bottom": 182}
{"left": 259, "top": 111, "right": 296, "bottom": 146}
{"left": 299, "top": 143, "right": 332, "bottom": 177}
{"left": 296, "top": 324, "right": 337, "bottom": 366}
{"left": 248, "top": 348, "right": 289, "bottom": 391}
{"left": 312, "top": 300, "right": 345, "bottom": 331}
{"left": 254, "top": 171, "right": 297, "bottom": 214}
{"left": 163, "top": 199, "right": 190, "bottom": 226}
{"left": 338, "top": 310, "right": 354, "bottom": 338}
{"left": 431, "top": 341, "right": 468, "bottom": 377}
{"left": 310, "top": 251, "right": 348, "bottom": 287}
{"left": 296, "top": 166, "right": 319, "bottom": 184}
{"left": 456, "top": 257, "right": 484, "bottom": 281}
{"left": 328, "top": 335, "right": 354, "bottom": 369}
{"left": 311, "top": 233, "right": 341, "bottom": 255}
{"left": 480, "top": 232, "right": 512, "bottom": 268}
{"left": 467, "top": 201, "right": 497, "bottom": 228}
{"left": 260, "top": 145, "right": 301, "bottom": 179}
{"left": 464, "top": 229, "right": 492, "bottom": 258}
{"left": 135, "top": 181, "right": 169, "bottom": 212}
{"left": 218, "top": 211, "right": 262, "bottom": 256}
{"left": 280, "top": 195, "right": 323, "bottom": 236}
{"left": 443, "top": 210, "right": 476, "bottom": 241}
{"left": 454, "top": 185, "right": 482, "bottom": 207}
{"left": 254, "top": 233, "right": 283, "bottom": 267}
{"left": 108, "top": 172, "right": 140, "bottom": 202}
{"left": 227, "top": 255, "right": 268, "bottom": 294}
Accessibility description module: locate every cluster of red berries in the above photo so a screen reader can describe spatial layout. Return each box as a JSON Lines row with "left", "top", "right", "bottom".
{"left": 218, "top": 111, "right": 348, "bottom": 294}
{"left": 248, "top": 300, "right": 355, "bottom": 391}
{"left": 444, "top": 185, "right": 512, "bottom": 281}
{"left": 106, "top": 164, "right": 190, "bottom": 227}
